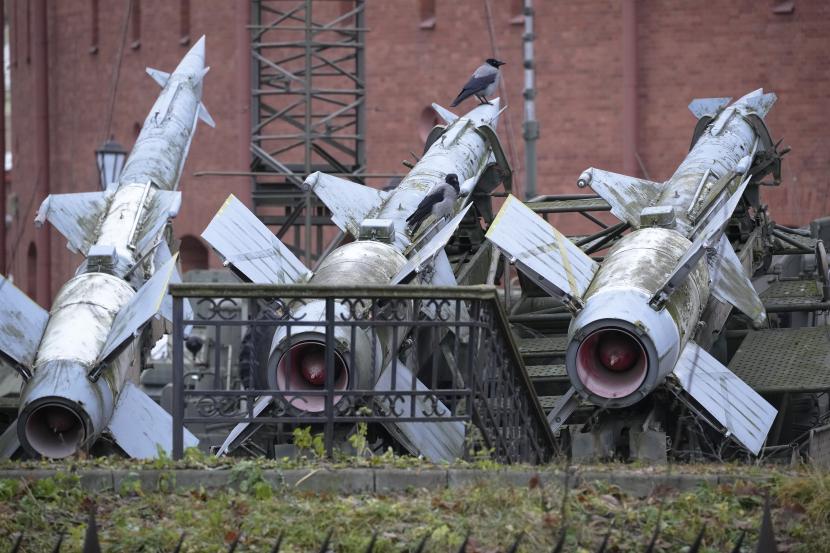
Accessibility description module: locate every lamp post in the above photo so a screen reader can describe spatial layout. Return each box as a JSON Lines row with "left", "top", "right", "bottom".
{"left": 95, "top": 137, "right": 127, "bottom": 190}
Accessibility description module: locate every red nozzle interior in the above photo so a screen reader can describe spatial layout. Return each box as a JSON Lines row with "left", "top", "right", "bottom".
{"left": 575, "top": 328, "right": 647, "bottom": 399}
{"left": 276, "top": 341, "right": 348, "bottom": 412}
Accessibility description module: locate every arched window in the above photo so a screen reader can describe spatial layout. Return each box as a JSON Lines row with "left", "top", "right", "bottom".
{"left": 26, "top": 242, "right": 37, "bottom": 298}
{"left": 179, "top": 235, "right": 208, "bottom": 275}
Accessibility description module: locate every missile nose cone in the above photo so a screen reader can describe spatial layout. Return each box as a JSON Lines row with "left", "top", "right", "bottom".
{"left": 300, "top": 350, "right": 326, "bottom": 386}
{"left": 173, "top": 35, "right": 207, "bottom": 76}
{"left": 597, "top": 332, "right": 640, "bottom": 372}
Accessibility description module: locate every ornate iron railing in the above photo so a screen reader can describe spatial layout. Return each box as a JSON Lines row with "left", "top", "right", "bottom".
{"left": 169, "top": 284, "right": 555, "bottom": 463}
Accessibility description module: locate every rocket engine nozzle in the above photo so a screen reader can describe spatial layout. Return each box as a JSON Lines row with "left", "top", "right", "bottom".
{"left": 276, "top": 340, "right": 349, "bottom": 413}
{"left": 575, "top": 328, "right": 647, "bottom": 400}
{"left": 21, "top": 401, "right": 87, "bottom": 459}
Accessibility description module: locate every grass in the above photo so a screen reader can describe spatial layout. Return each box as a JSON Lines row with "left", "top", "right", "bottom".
{"left": 0, "top": 455, "right": 829, "bottom": 552}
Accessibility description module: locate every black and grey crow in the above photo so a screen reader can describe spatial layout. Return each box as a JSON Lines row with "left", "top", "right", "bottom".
{"left": 406, "top": 173, "right": 460, "bottom": 234}
{"left": 450, "top": 58, "right": 506, "bottom": 107}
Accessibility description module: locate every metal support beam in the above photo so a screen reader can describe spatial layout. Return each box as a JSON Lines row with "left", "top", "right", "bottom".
{"left": 251, "top": 0, "right": 367, "bottom": 261}
{"left": 522, "top": 0, "right": 538, "bottom": 200}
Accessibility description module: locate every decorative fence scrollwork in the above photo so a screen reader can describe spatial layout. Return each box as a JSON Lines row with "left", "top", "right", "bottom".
{"left": 170, "top": 284, "right": 555, "bottom": 463}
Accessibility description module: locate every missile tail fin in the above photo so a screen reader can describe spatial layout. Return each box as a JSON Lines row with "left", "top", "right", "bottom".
{"left": 0, "top": 276, "right": 48, "bottom": 374}
{"left": 202, "top": 194, "right": 310, "bottom": 285}
{"left": 392, "top": 204, "right": 472, "bottom": 285}
{"left": 673, "top": 341, "right": 776, "bottom": 455}
{"left": 431, "top": 103, "right": 458, "bottom": 124}
{"left": 486, "top": 195, "right": 599, "bottom": 310}
{"left": 375, "top": 359, "right": 464, "bottom": 462}
{"left": 710, "top": 235, "right": 766, "bottom": 326}
{"left": 107, "top": 381, "right": 198, "bottom": 458}
{"left": 97, "top": 254, "right": 180, "bottom": 363}
{"left": 577, "top": 168, "right": 661, "bottom": 228}
{"left": 216, "top": 395, "right": 271, "bottom": 456}
{"left": 35, "top": 191, "right": 110, "bottom": 254}
{"left": 688, "top": 97, "right": 731, "bottom": 119}
{"left": 0, "top": 419, "right": 20, "bottom": 459}
{"left": 146, "top": 67, "right": 171, "bottom": 88}
{"left": 303, "top": 172, "right": 387, "bottom": 237}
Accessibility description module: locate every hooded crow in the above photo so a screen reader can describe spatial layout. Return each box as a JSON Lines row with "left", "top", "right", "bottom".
{"left": 406, "top": 173, "right": 460, "bottom": 234}
{"left": 450, "top": 58, "right": 506, "bottom": 107}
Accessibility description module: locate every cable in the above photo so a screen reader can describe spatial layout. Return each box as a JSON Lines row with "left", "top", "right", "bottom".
{"left": 481, "top": 0, "right": 521, "bottom": 195}
{"left": 103, "top": 0, "right": 133, "bottom": 142}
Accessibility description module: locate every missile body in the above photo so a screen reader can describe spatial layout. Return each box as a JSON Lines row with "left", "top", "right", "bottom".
{"left": 487, "top": 90, "right": 781, "bottom": 454}
{"left": 203, "top": 101, "right": 507, "bottom": 459}
{"left": 0, "top": 38, "right": 213, "bottom": 459}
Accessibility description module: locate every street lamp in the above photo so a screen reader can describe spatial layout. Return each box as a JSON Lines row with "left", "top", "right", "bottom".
{"left": 95, "top": 137, "right": 127, "bottom": 190}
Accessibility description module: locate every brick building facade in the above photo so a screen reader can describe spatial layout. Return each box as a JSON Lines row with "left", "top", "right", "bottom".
{"left": 4, "top": 0, "right": 829, "bottom": 306}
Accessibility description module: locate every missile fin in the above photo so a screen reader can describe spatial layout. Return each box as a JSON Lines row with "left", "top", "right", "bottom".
{"left": 202, "top": 194, "right": 311, "bottom": 285}
{"left": 303, "top": 172, "right": 387, "bottom": 237}
{"left": 134, "top": 190, "right": 182, "bottom": 257}
{"left": 0, "top": 419, "right": 21, "bottom": 459}
{"left": 375, "top": 358, "right": 464, "bottom": 462}
{"left": 651, "top": 179, "right": 751, "bottom": 308}
{"left": 198, "top": 102, "right": 215, "bottom": 128}
{"left": 688, "top": 97, "right": 731, "bottom": 119}
{"left": 694, "top": 177, "right": 750, "bottom": 243}
{"left": 216, "top": 395, "right": 272, "bottom": 456}
{"left": 742, "top": 92, "right": 777, "bottom": 118}
{"left": 392, "top": 204, "right": 471, "bottom": 284}
{"left": 146, "top": 67, "right": 171, "bottom": 88}
{"left": 0, "top": 276, "right": 48, "bottom": 373}
{"left": 416, "top": 250, "right": 460, "bottom": 321}
{"left": 673, "top": 341, "right": 777, "bottom": 455}
{"left": 97, "top": 254, "right": 180, "bottom": 363}
{"left": 576, "top": 168, "right": 661, "bottom": 228}
{"left": 107, "top": 381, "right": 198, "bottom": 458}
{"left": 486, "top": 195, "right": 599, "bottom": 310}
{"left": 35, "top": 191, "right": 110, "bottom": 254}
{"left": 709, "top": 235, "right": 766, "bottom": 326}
{"left": 154, "top": 241, "right": 194, "bottom": 329}
{"left": 419, "top": 249, "right": 457, "bottom": 287}
{"left": 431, "top": 103, "right": 458, "bottom": 124}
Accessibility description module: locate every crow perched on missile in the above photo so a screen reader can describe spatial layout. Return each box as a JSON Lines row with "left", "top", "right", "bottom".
{"left": 406, "top": 173, "right": 460, "bottom": 234}
{"left": 450, "top": 58, "right": 506, "bottom": 107}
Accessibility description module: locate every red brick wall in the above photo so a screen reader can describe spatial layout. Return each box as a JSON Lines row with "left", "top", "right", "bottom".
{"left": 6, "top": 0, "right": 251, "bottom": 304}
{"left": 6, "top": 0, "right": 829, "bottom": 305}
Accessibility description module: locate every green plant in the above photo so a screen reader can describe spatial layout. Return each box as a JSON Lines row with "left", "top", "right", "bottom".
{"left": 118, "top": 472, "right": 143, "bottom": 497}
{"left": 348, "top": 422, "right": 369, "bottom": 458}
{"left": 292, "top": 426, "right": 326, "bottom": 458}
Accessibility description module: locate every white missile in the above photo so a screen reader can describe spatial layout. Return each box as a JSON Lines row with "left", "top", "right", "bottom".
{"left": 202, "top": 100, "right": 509, "bottom": 460}
{"left": 486, "top": 90, "right": 781, "bottom": 455}
{"left": 0, "top": 37, "right": 214, "bottom": 459}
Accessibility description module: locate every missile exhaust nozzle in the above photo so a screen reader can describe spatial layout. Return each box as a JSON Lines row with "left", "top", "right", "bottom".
{"left": 575, "top": 327, "right": 648, "bottom": 400}
{"left": 566, "top": 289, "right": 682, "bottom": 408}
{"left": 19, "top": 398, "right": 88, "bottom": 458}
{"left": 275, "top": 338, "right": 350, "bottom": 413}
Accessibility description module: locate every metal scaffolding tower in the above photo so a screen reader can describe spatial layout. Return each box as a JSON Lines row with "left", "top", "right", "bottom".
{"left": 250, "top": 0, "right": 366, "bottom": 264}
